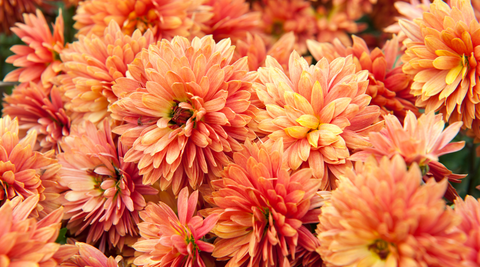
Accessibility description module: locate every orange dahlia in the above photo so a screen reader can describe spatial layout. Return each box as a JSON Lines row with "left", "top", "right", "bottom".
{"left": 400, "top": 0, "right": 480, "bottom": 131}
{"left": 455, "top": 196, "right": 480, "bottom": 266}
{"left": 58, "top": 121, "right": 158, "bottom": 251}
{"left": 74, "top": 0, "right": 211, "bottom": 39}
{"left": 203, "top": 139, "right": 324, "bottom": 267}
{"left": 318, "top": 155, "right": 468, "bottom": 267}
{"left": 307, "top": 34, "right": 418, "bottom": 119}
{"left": 60, "top": 242, "right": 122, "bottom": 267}
{"left": 133, "top": 187, "right": 219, "bottom": 267}
{"left": 59, "top": 21, "right": 154, "bottom": 125}
{"left": 350, "top": 111, "right": 465, "bottom": 200}
{"left": 4, "top": 9, "right": 64, "bottom": 86}
{"left": 0, "top": 195, "right": 65, "bottom": 267}
{"left": 202, "top": 0, "right": 261, "bottom": 43}
{"left": 3, "top": 82, "right": 70, "bottom": 151}
{"left": 253, "top": 51, "right": 382, "bottom": 190}
{"left": 110, "top": 35, "right": 257, "bottom": 194}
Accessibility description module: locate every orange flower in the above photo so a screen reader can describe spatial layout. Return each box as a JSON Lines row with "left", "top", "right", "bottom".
{"left": 0, "top": 195, "right": 65, "bottom": 267}
{"left": 314, "top": 5, "right": 365, "bottom": 46}
{"left": 350, "top": 111, "right": 465, "bottom": 200}
{"left": 58, "top": 21, "right": 154, "bottom": 125}
{"left": 308, "top": 34, "right": 418, "bottom": 120}
{"left": 4, "top": 9, "right": 64, "bottom": 86}
{"left": 60, "top": 242, "right": 122, "bottom": 267}
{"left": 318, "top": 155, "right": 468, "bottom": 267}
{"left": 400, "top": 0, "right": 480, "bottom": 131}
{"left": 58, "top": 121, "right": 157, "bottom": 251}
{"left": 254, "top": 51, "right": 382, "bottom": 190}
{"left": 134, "top": 188, "right": 219, "bottom": 267}
{"left": 3, "top": 82, "right": 71, "bottom": 151}
{"left": 74, "top": 0, "right": 211, "bottom": 39}
{"left": 202, "top": 0, "right": 261, "bottom": 43}
{"left": 110, "top": 35, "right": 257, "bottom": 194}
{"left": 203, "top": 140, "right": 325, "bottom": 267}
{"left": 455, "top": 196, "right": 480, "bottom": 266}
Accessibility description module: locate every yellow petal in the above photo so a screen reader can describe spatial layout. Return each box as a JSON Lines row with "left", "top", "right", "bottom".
{"left": 284, "top": 126, "right": 309, "bottom": 139}
{"left": 296, "top": 114, "right": 319, "bottom": 129}
{"left": 445, "top": 64, "right": 463, "bottom": 85}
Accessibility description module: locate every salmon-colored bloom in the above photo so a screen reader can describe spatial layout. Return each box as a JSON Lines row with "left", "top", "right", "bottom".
{"left": 318, "top": 155, "right": 468, "bottom": 267}
{"left": 351, "top": 111, "right": 466, "bottom": 200}
{"left": 60, "top": 242, "right": 122, "bottom": 267}
{"left": 202, "top": 0, "right": 261, "bottom": 43}
{"left": 400, "top": 0, "right": 480, "bottom": 131}
{"left": 3, "top": 82, "right": 70, "bottom": 151}
{"left": 4, "top": 9, "right": 64, "bottom": 86}
{"left": 254, "top": 51, "right": 382, "bottom": 190}
{"left": 203, "top": 140, "right": 324, "bottom": 267}
{"left": 58, "top": 121, "right": 157, "bottom": 251}
{"left": 110, "top": 35, "right": 257, "bottom": 194}
{"left": 455, "top": 196, "right": 480, "bottom": 266}
{"left": 314, "top": 5, "right": 365, "bottom": 46}
{"left": 59, "top": 21, "right": 154, "bottom": 125}
{"left": 74, "top": 0, "right": 211, "bottom": 39}
{"left": 0, "top": 195, "right": 65, "bottom": 267}
{"left": 308, "top": 34, "right": 418, "bottom": 120}
{"left": 133, "top": 187, "right": 219, "bottom": 267}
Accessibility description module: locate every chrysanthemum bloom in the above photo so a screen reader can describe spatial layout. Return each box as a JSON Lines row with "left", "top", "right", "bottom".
{"left": 350, "top": 111, "right": 465, "bottom": 200}
{"left": 253, "top": 0, "right": 317, "bottom": 54}
{"left": 110, "top": 35, "right": 257, "bottom": 194}
{"left": 308, "top": 35, "right": 418, "bottom": 120}
{"left": 74, "top": 0, "right": 211, "bottom": 39}
{"left": 0, "top": 195, "right": 65, "bottom": 267}
{"left": 58, "top": 21, "right": 154, "bottom": 125}
{"left": 400, "top": 0, "right": 480, "bottom": 131}
{"left": 0, "top": 115, "right": 63, "bottom": 217}
{"left": 455, "top": 196, "right": 480, "bottom": 265}
{"left": 3, "top": 82, "right": 70, "bottom": 151}
{"left": 133, "top": 187, "right": 218, "bottom": 267}
{"left": 314, "top": 5, "right": 365, "bottom": 46}
{"left": 60, "top": 242, "right": 122, "bottom": 267}
{"left": 201, "top": 139, "right": 324, "bottom": 267}
{"left": 318, "top": 155, "right": 469, "bottom": 267}
{"left": 4, "top": 9, "right": 64, "bottom": 86}
{"left": 202, "top": 0, "right": 261, "bottom": 43}
{"left": 58, "top": 121, "right": 158, "bottom": 251}
{"left": 254, "top": 51, "right": 382, "bottom": 190}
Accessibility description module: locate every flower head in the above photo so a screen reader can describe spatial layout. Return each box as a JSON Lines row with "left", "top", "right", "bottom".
{"left": 204, "top": 139, "right": 324, "bottom": 267}
{"left": 59, "top": 21, "right": 154, "bottom": 125}
{"left": 455, "top": 196, "right": 480, "bottom": 265}
{"left": 58, "top": 121, "right": 157, "bottom": 251}
{"left": 400, "top": 0, "right": 480, "bottom": 130}
{"left": 254, "top": 51, "right": 382, "bottom": 190}
{"left": 60, "top": 242, "right": 122, "bottom": 267}
{"left": 308, "top": 34, "right": 418, "bottom": 120}
{"left": 133, "top": 187, "right": 219, "bottom": 267}
{"left": 350, "top": 111, "right": 465, "bottom": 200}
{"left": 4, "top": 9, "right": 64, "bottom": 86}
{"left": 317, "top": 155, "right": 468, "bottom": 267}
{"left": 110, "top": 35, "right": 257, "bottom": 194}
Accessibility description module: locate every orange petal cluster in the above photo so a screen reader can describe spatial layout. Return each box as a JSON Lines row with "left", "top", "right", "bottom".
{"left": 455, "top": 196, "right": 480, "bottom": 266}
{"left": 60, "top": 242, "right": 122, "bottom": 267}
{"left": 110, "top": 35, "right": 257, "bottom": 194}
{"left": 254, "top": 51, "right": 382, "bottom": 190}
{"left": 317, "top": 155, "right": 469, "bottom": 267}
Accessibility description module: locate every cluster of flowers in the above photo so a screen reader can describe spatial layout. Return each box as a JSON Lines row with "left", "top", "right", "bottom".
{"left": 2, "top": 0, "right": 480, "bottom": 266}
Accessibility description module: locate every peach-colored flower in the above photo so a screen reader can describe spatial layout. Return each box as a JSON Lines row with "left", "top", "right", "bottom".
{"left": 4, "top": 9, "right": 64, "bottom": 86}
{"left": 253, "top": 0, "right": 317, "bottom": 54}
{"left": 400, "top": 0, "right": 480, "bottom": 131}
{"left": 253, "top": 51, "right": 382, "bottom": 190}
{"left": 0, "top": 195, "right": 65, "bottom": 267}
{"left": 3, "top": 82, "right": 71, "bottom": 151}
{"left": 74, "top": 0, "right": 211, "bottom": 39}
{"left": 308, "top": 34, "right": 418, "bottom": 120}
{"left": 58, "top": 21, "right": 154, "bottom": 125}
{"left": 314, "top": 5, "right": 365, "bottom": 46}
{"left": 58, "top": 121, "right": 157, "bottom": 251}
{"left": 203, "top": 139, "right": 324, "bottom": 267}
{"left": 202, "top": 0, "right": 261, "bottom": 43}
{"left": 350, "top": 111, "right": 465, "bottom": 200}
{"left": 60, "top": 242, "right": 122, "bottom": 267}
{"left": 318, "top": 155, "right": 468, "bottom": 267}
{"left": 133, "top": 187, "right": 219, "bottom": 267}
{"left": 455, "top": 196, "right": 480, "bottom": 266}
{"left": 110, "top": 35, "right": 257, "bottom": 194}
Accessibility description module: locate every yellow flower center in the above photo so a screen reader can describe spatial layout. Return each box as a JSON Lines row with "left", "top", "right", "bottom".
{"left": 124, "top": 9, "right": 158, "bottom": 35}
{"left": 368, "top": 239, "right": 390, "bottom": 260}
